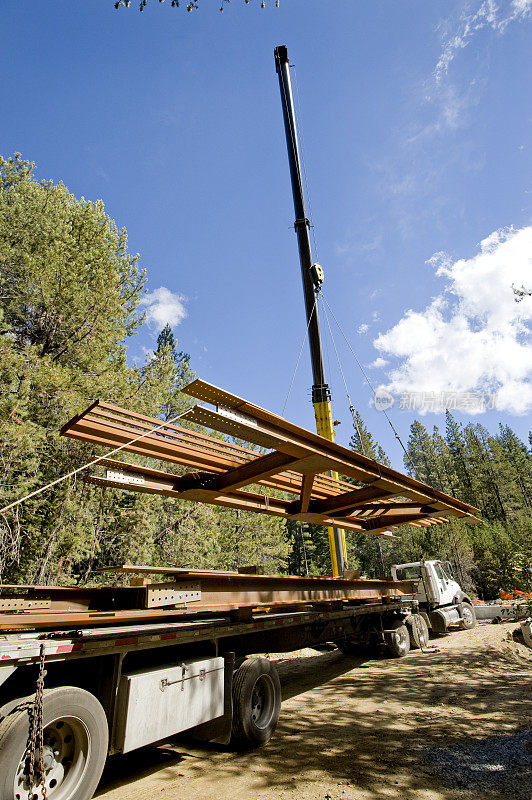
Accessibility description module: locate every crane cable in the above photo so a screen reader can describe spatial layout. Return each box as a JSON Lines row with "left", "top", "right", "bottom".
{"left": 0, "top": 409, "right": 191, "bottom": 516}
{"left": 319, "top": 291, "right": 417, "bottom": 475}
{"left": 318, "top": 293, "right": 369, "bottom": 458}
{"left": 282, "top": 294, "right": 318, "bottom": 417}
{"left": 319, "top": 294, "right": 436, "bottom": 651}
{"left": 291, "top": 66, "right": 319, "bottom": 262}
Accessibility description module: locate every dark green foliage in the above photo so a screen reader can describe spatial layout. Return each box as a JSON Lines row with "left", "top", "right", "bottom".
{"left": 350, "top": 410, "right": 390, "bottom": 466}
{"left": 0, "top": 154, "right": 288, "bottom": 584}
{"left": 286, "top": 521, "right": 330, "bottom": 576}
{"left": 395, "top": 411, "right": 532, "bottom": 598}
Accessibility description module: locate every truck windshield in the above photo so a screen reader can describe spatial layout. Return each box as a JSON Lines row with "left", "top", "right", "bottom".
{"left": 395, "top": 566, "right": 422, "bottom": 581}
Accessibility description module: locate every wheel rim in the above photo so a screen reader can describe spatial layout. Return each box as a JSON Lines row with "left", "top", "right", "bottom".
{"left": 419, "top": 624, "right": 428, "bottom": 646}
{"left": 14, "top": 716, "right": 91, "bottom": 800}
{"left": 396, "top": 628, "right": 408, "bottom": 648}
{"left": 250, "top": 675, "right": 276, "bottom": 730}
{"left": 462, "top": 606, "right": 473, "bottom": 625}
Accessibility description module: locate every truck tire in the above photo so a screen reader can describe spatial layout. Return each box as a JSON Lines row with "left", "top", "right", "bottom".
{"left": 429, "top": 609, "right": 449, "bottom": 634}
{"left": 231, "top": 657, "right": 281, "bottom": 749}
{"left": 458, "top": 602, "right": 477, "bottom": 630}
{"left": 384, "top": 621, "right": 410, "bottom": 658}
{"left": 0, "top": 686, "right": 108, "bottom": 800}
{"left": 407, "top": 614, "right": 429, "bottom": 649}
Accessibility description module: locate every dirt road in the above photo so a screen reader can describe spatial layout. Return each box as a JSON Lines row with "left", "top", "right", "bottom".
{"left": 96, "top": 623, "right": 532, "bottom": 800}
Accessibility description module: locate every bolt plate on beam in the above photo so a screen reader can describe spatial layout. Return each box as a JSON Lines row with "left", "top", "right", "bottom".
{"left": 106, "top": 469, "right": 145, "bottom": 486}
{"left": 145, "top": 582, "right": 201, "bottom": 608}
{"left": 216, "top": 405, "right": 258, "bottom": 428}
{"left": 0, "top": 598, "right": 51, "bottom": 611}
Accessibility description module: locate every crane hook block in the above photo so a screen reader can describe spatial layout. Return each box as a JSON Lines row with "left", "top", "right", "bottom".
{"left": 310, "top": 262, "right": 324, "bottom": 290}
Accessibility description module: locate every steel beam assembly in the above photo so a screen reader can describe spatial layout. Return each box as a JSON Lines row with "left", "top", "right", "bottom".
{"left": 61, "top": 378, "right": 481, "bottom": 538}
{"left": 0, "top": 569, "right": 415, "bottom": 631}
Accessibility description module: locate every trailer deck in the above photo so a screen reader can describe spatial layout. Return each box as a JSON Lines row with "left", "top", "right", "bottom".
{"left": 0, "top": 599, "right": 412, "bottom": 668}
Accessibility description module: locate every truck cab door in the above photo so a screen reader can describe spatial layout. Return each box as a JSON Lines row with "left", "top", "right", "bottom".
{"left": 431, "top": 561, "right": 456, "bottom": 605}
{"left": 421, "top": 562, "right": 441, "bottom": 606}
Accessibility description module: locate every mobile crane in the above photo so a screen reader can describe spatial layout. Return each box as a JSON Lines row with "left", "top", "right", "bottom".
{"left": 274, "top": 45, "right": 348, "bottom": 577}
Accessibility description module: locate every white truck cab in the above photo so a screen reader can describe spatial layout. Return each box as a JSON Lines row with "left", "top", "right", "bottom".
{"left": 391, "top": 559, "right": 476, "bottom": 633}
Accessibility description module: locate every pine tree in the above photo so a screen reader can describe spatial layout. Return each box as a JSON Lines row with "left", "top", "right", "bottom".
{"left": 431, "top": 425, "right": 458, "bottom": 496}
{"left": 496, "top": 424, "right": 532, "bottom": 509}
{"left": 444, "top": 412, "right": 476, "bottom": 505}
{"left": 156, "top": 323, "right": 176, "bottom": 356}
{"left": 463, "top": 424, "right": 506, "bottom": 520}
{"left": 349, "top": 411, "right": 390, "bottom": 465}
{"left": 405, "top": 420, "right": 442, "bottom": 486}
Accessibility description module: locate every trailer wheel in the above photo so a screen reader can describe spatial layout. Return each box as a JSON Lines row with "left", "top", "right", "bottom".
{"left": 231, "top": 658, "right": 281, "bottom": 749}
{"left": 0, "top": 686, "right": 108, "bottom": 800}
{"left": 458, "top": 602, "right": 477, "bottom": 630}
{"left": 407, "top": 614, "right": 429, "bottom": 649}
{"left": 384, "top": 621, "right": 410, "bottom": 658}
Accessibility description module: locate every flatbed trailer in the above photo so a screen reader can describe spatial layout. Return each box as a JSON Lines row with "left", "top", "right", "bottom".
{"left": 0, "top": 374, "right": 479, "bottom": 800}
{"left": 0, "top": 586, "right": 417, "bottom": 800}
{"left": 0, "top": 371, "right": 479, "bottom": 800}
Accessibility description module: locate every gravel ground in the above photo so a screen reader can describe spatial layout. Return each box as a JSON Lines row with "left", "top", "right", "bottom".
{"left": 423, "top": 729, "right": 531, "bottom": 799}
{"left": 96, "top": 622, "right": 532, "bottom": 800}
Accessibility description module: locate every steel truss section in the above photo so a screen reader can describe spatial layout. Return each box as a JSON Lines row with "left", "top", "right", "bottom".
{"left": 60, "top": 379, "right": 481, "bottom": 537}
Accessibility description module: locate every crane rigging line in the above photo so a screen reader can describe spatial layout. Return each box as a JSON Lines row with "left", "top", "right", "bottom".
{"left": 291, "top": 66, "right": 319, "bottom": 263}
{"left": 318, "top": 293, "right": 369, "bottom": 458}
{"left": 282, "top": 294, "right": 318, "bottom": 417}
{"left": 0, "top": 409, "right": 191, "bottom": 516}
{"left": 278, "top": 62, "right": 307, "bottom": 228}
{"left": 319, "top": 290, "right": 417, "bottom": 474}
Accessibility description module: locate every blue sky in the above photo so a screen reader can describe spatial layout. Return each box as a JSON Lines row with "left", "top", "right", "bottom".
{"left": 2, "top": 0, "right": 531, "bottom": 468}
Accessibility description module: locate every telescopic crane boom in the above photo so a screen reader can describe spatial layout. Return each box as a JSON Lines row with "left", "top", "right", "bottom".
{"left": 274, "top": 44, "right": 347, "bottom": 576}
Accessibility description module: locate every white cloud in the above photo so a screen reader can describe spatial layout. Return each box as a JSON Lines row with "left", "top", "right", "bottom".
{"left": 357, "top": 323, "right": 370, "bottom": 335}
{"left": 370, "top": 357, "right": 388, "bottom": 369}
{"left": 374, "top": 226, "right": 532, "bottom": 414}
{"left": 139, "top": 286, "right": 187, "bottom": 332}
{"left": 435, "top": 1, "right": 532, "bottom": 81}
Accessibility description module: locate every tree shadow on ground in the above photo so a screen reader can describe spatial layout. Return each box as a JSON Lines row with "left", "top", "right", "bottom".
{"left": 96, "top": 637, "right": 532, "bottom": 800}
{"left": 97, "top": 746, "right": 187, "bottom": 793}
